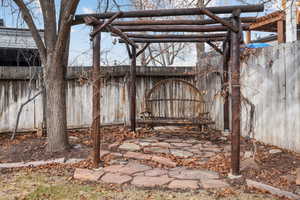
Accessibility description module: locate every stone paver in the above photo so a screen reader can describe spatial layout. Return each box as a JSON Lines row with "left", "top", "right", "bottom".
{"left": 192, "top": 144, "right": 203, "bottom": 149}
{"left": 144, "top": 147, "right": 170, "bottom": 154}
{"left": 73, "top": 168, "right": 104, "bottom": 181}
{"left": 139, "top": 138, "right": 158, "bottom": 143}
{"left": 185, "top": 148, "right": 202, "bottom": 154}
{"left": 144, "top": 168, "right": 168, "bottom": 177}
{"left": 197, "top": 152, "right": 216, "bottom": 158}
{"left": 103, "top": 165, "right": 124, "bottom": 173}
{"left": 164, "top": 139, "right": 184, "bottom": 143}
{"left": 118, "top": 163, "right": 152, "bottom": 175}
{"left": 119, "top": 143, "right": 141, "bottom": 151}
{"left": 223, "top": 145, "right": 231, "bottom": 152}
{"left": 124, "top": 152, "right": 152, "bottom": 160}
{"left": 201, "top": 147, "right": 221, "bottom": 153}
{"left": 152, "top": 142, "right": 171, "bottom": 148}
{"left": 110, "top": 152, "right": 123, "bottom": 158}
{"left": 201, "top": 179, "right": 229, "bottom": 189}
{"left": 185, "top": 139, "right": 200, "bottom": 144}
{"left": 108, "top": 142, "right": 120, "bottom": 151}
{"left": 131, "top": 175, "right": 173, "bottom": 187}
{"left": 170, "top": 149, "right": 193, "bottom": 158}
{"left": 104, "top": 163, "right": 151, "bottom": 175}
{"left": 137, "top": 141, "right": 151, "bottom": 147}
{"left": 171, "top": 143, "right": 193, "bottom": 147}
{"left": 168, "top": 180, "right": 199, "bottom": 190}
{"left": 296, "top": 168, "right": 300, "bottom": 185}
{"left": 101, "top": 173, "right": 132, "bottom": 184}
{"left": 169, "top": 168, "right": 219, "bottom": 180}
{"left": 151, "top": 156, "right": 177, "bottom": 168}
{"left": 100, "top": 150, "right": 110, "bottom": 159}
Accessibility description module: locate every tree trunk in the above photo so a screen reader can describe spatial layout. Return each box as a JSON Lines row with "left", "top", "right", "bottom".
{"left": 45, "top": 54, "right": 69, "bottom": 152}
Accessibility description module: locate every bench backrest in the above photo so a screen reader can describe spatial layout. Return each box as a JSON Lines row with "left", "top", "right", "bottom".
{"left": 144, "top": 78, "right": 209, "bottom": 119}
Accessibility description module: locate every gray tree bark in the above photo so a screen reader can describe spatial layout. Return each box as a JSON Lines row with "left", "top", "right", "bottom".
{"left": 12, "top": 0, "right": 80, "bottom": 152}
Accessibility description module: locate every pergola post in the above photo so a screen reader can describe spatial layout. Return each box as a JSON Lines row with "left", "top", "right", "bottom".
{"left": 222, "top": 38, "right": 230, "bottom": 131}
{"left": 230, "top": 10, "right": 242, "bottom": 176}
{"left": 92, "top": 28, "right": 102, "bottom": 168}
{"left": 130, "top": 46, "right": 137, "bottom": 132}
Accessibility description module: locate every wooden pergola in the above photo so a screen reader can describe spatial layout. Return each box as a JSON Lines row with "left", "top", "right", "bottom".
{"left": 72, "top": 4, "right": 264, "bottom": 176}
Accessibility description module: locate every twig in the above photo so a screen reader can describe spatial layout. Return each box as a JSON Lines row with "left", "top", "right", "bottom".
{"left": 11, "top": 89, "right": 43, "bottom": 140}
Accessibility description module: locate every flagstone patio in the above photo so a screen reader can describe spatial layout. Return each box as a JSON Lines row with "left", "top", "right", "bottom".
{"left": 74, "top": 128, "right": 231, "bottom": 190}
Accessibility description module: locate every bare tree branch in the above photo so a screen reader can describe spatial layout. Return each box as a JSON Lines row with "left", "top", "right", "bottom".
{"left": 12, "top": 0, "right": 46, "bottom": 64}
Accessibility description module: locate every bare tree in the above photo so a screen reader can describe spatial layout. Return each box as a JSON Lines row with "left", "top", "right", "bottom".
{"left": 130, "top": 0, "right": 196, "bottom": 66}
{"left": 4, "top": 0, "right": 80, "bottom": 152}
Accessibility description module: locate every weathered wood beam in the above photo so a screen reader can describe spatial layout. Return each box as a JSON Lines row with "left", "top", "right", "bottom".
{"left": 202, "top": 9, "right": 239, "bottom": 32}
{"left": 91, "top": 28, "right": 101, "bottom": 168}
{"left": 136, "top": 43, "right": 150, "bottom": 57}
{"left": 277, "top": 19, "right": 285, "bottom": 43}
{"left": 222, "top": 37, "right": 230, "bottom": 131}
{"left": 282, "top": 0, "right": 287, "bottom": 10}
{"left": 73, "top": 4, "right": 264, "bottom": 25}
{"left": 206, "top": 41, "right": 223, "bottom": 55}
{"left": 83, "top": 16, "right": 100, "bottom": 26}
{"left": 113, "top": 33, "right": 226, "bottom": 39}
{"left": 249, "top": 14, "right": 284, "bottom": 30}
{"left": 114, "top": 24, "right": 250, "bottom": 33}
{"left": 119, "top": 37, "right": 225, "bottom": 43}
{"left": 125, "top": 43, "right": 132, "bottom": 59}
{"left": 230, "top": 9, "right": 242, "bottom": 176}
{"left": 107, "top": 25, "right": 138, "bottom": 48}
{"left": 90, "top": 12, "right": 122, "bottom": 38}
{"left": 84, "top": 16, "right": 138, "bottom": 48}
{"left": 138, "top": 119, "right": 215, "bottom": 126}
{"left": 245, "top": 31, "right": 251, "bottom": 44}
{"left": 130, "top": 46, "right": 137, "bottom": 132}
{"left": 108, "top": 17, "right": 257, "bottom": 26}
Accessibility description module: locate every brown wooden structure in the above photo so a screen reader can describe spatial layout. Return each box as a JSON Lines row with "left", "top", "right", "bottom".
{"left": 245, "top": 0, "right": 300, "bottom": 44}
{"left": 139, "top": 78, "right": 213, "bottom": 129}
{"left": 73, "top": 4, "right": 264, "bottom": 175}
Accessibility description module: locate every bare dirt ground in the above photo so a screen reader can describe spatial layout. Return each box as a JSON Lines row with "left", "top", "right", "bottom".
{"left": 1, "top": 126, "right": 300, "bottom": 199}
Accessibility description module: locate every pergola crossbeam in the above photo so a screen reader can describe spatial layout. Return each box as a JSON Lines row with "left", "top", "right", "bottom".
{"left": 106, "top": 17, "right": 257, "bottom": 26}
{"left": 136, "top": 43, "right": 150, "bottom": 57}
{"left": 90, "top": 12, "right": 123, "bottom": 38}
{"left": 74, "top": 4, "right": 264, "bottom": 25}
{"left": 119, "top": 38, "right": 225, "bottom": 43}
{"left": 206, "top": 41, "right": 223, "bottom": 55}
{"left": 202, "top": 9, "right": 239, "bottom": 32}
{"left": 113, "top": 33, "right": 226, "bottom": 39}
{"left": 108, "top": 25, "right": 138, "bottom": 48}
{"left": 113, "top": 24, "right": 249, "bottom": 33}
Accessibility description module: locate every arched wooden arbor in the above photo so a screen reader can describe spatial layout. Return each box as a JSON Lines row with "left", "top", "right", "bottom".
{"left": 139, "top": 78, "right": 213, "bottom": 128}
{"left": 73, "top": 4, "right": 264, "bottom": 175}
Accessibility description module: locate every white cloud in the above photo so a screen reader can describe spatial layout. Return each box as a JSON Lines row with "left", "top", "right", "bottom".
{"left": 82, "top": 7, "right": 95, "bottom": 14}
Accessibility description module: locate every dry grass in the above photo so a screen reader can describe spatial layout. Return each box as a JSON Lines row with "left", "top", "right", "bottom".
{"left": 0, "top": 170, "right": 278, "bottom": 200}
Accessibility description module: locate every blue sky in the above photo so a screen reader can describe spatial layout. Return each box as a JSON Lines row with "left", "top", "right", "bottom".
{"left": 0, "top": 0, "right": 276, "bottom": 66}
